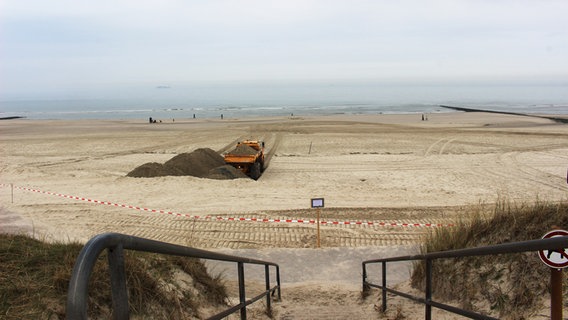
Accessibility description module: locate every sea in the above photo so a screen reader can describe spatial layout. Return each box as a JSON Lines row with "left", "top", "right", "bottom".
{"left": 1, "top": 83, "right": 567, "bottom": 120}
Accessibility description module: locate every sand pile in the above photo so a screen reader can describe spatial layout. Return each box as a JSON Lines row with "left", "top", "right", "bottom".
{"left": 127, "top": 148, "right": 248, "bottom": 179}
{"left": 207, "top": 165, "right": 248, "bottom": 180}
{"left": 126, "top": 162, "right": 168, "bottom": 177}
{"left": 163, "top": 148, "right": 225, "bottom": 176}
{"left": 228, "top": 144, "right": 258, "bottom": 155}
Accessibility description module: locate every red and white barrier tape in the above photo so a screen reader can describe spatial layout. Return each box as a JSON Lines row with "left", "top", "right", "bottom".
{"left": 1, "top": 184, "right": 453, "bottom": 227}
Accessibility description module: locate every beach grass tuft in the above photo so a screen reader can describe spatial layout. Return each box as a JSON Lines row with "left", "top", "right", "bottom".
{"left": 0, "top": 234, "right": 228, "bottom": 319}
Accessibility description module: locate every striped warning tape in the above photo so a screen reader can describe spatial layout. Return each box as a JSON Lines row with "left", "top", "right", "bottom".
{"left": 1, "top": 184, "right": 453, "bottom": 227}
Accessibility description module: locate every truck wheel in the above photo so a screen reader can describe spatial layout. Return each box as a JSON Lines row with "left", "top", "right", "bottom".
{"left": 251, "top": 162, "right": 261, "bottom": 180}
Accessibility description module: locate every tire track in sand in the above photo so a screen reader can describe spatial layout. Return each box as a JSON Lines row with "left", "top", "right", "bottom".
{"left": 424, "top": 137, "right": 457, "bottom": 156}
{"left": 102, "top": 214, "right": 435, "bottom": 249}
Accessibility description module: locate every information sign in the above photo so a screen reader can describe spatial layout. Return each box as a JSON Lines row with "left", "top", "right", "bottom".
{"left": 311, "top": 198, "right": 324, "bottom": 208}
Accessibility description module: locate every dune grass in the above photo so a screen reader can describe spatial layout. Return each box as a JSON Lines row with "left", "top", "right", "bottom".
{"left": 0, "top": 234, "right": 227, "bottom": 319}
{"left": 410, "top": 200, "right": 568, "bottom": 318}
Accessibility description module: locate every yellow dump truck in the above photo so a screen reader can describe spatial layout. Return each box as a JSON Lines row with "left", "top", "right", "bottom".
{"left": 223, "top": 140, "right": 265, "bottom": 180}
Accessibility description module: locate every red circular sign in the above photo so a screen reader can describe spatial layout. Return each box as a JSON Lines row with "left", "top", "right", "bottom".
{"left": 539, "top": 230, "right": 568, "bottom": 269}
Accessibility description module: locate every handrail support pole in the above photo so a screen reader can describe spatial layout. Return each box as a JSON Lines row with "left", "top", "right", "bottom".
{"left": 425, "top": 258, "right": 432, "bottom": 320}
{"left": 362, "top": 263, "right": 368, "bottom": 292}
{"left": 108, "top": 244, "right": 129, "bottom": 320}
{"left": 265, "top": 265, "right": 271, "bottom": 312}
{"left": 238, "top": 262, "right": 247, "bottom": 320}
{"left": 382, "top": 262, "right": 387, "bottom": 313}
{"left": 276, "top": 266, "right": 281, "bottom": 300}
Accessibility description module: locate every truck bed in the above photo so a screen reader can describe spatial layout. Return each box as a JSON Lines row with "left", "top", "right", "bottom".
{"left": 223, "top": 154, "right": 259, "bottom": 164}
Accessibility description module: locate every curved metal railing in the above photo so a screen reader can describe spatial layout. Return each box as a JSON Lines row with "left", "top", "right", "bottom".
{"left": 66, "top": 232, "right": 281, "bottom": 319}
{"left": 362, "top": 236, "right": 568, "bottom": 320}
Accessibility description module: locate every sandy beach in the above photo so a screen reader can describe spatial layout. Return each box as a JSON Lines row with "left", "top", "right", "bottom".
{"left": 1, "top": 112, "right": 567, "bottom": 318}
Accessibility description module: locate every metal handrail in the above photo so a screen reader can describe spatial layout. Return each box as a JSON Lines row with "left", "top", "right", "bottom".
{"left": 66, "top": 232, "right": 281, "bottom": 320}
{"left": 362, "top": 236, "right": 568, "bottom": 320}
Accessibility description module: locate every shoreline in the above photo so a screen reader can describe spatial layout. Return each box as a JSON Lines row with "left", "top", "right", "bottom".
{"left": 2, "top": 109, "right": 567, "bottom": 123}
{"left": 2, "top": 102, "right": 568, "bottom": 122}
{"left": 2, "top": 112, "right": 568, "bottom": 125}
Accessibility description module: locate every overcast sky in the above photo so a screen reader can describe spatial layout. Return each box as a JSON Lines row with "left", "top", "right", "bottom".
{"left": 1, "top": 0, "right": 567, "bottom": 99}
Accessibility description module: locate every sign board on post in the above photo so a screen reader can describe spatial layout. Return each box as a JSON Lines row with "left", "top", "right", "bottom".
{"left": 311, "top": 198, "right": 324, "bottom": 208}
{"left": 311, "top": 198, "right": 324, "bottom": 248}
{"left": 539, "top": 229, "right": 568, "bottom": 320}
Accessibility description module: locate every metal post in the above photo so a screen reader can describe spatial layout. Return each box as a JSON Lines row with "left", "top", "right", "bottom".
{"left": 238, "top": 262, "right": 247, "bottom": 319}
{"left": 425, "top": 259, "right": 432, "bottom": 320}
{"left": 551, "top": 268, "right": 563, "bottom": 320}
{"left": 276, "top": 265, "right": 281, "bottom": 301}
{"left": 362, "top": 263, "right": 368, "bottom": 292}
{"left": 108, "top": 245, "right": 129, "bottom": 320}
{"left": 265, "top": 265, "right": 271, "bottom": 312}
{"left": 382, "top": 262, "right": 387, "bottom": 312}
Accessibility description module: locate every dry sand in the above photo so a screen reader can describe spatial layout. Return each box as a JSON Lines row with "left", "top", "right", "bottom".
{"left": 1, "top": 112, "right": 567, "bottom": 319}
